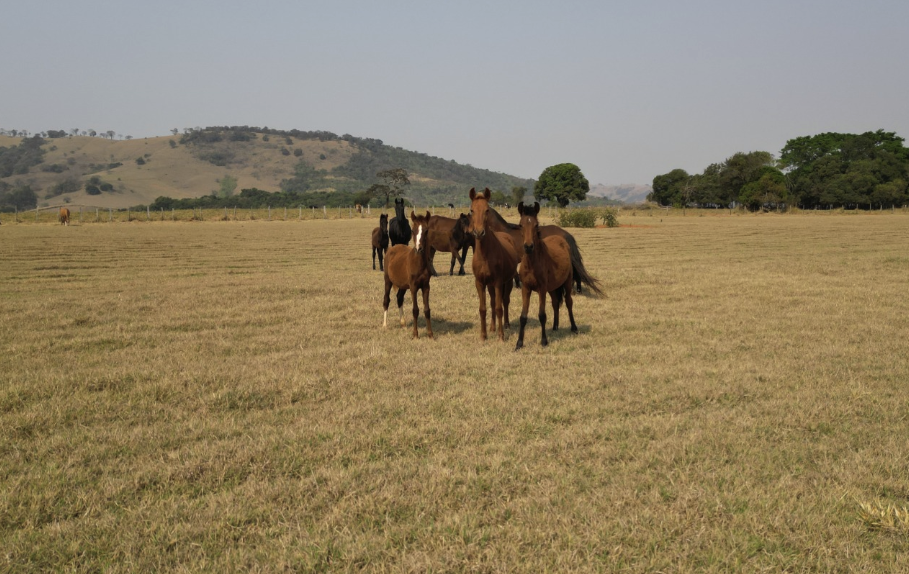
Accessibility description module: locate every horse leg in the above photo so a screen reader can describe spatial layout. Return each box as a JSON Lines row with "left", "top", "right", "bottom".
{"left": 475, "top": 279, "right": 488, "bottom": 340}
{"left": 494, "top": 283, "right": 506, "bottom": 341}
{"left": 378, "top": 247, "right": 384, "bottom": 271}
{"left": 515, "top": 285, "right": 531, "bottom": 351}
{"left": 458, "top": 246, "right": 468, "bottom": 275}
{"left": 538, "top": 289, "right": 549, "bottom": 347}
{"left": 550, "top": 286, "right": 564, "bottom": 331}
{"left": 396, "top": 288, "right": 407, "bottom": 327}
{"left": 502, "top": 276, "right": 513, "bottom": 328}
{"left": 487, "top": 285, "right": 497, "bottom": 335}
{"left": 449, "top": 252, "right": 456, "bottom": 276}
{"left": 372, "top": 247, "right": 377, "bottom": 270}
{"left": 383, "top": 276, "right": 393, "bottom": 327}
{"left": 565, "top": 279, "right": 578, "bottom": 333}
{"left": 422, "top": 283, "right": 433, "bottom": 339}
{"left": 410, "top": 283, "right": 420, "bottom": 339}
{"left": 428, "top": 247, "right": 439, "bottom": 277}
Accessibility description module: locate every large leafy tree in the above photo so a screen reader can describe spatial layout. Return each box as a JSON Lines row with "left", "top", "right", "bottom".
{"left": 534, "top": 163, "right": 589, "bottom": 207}
{"left": 780, "top": 130, "right": 909, "bottom": 208}
{"left": 649, "top": 168, "right": 690, "bottom": 206}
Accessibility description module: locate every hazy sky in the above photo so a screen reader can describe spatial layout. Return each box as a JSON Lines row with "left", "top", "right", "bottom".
{"left": 3, "top": 0, "right": 908, "bottom": 185}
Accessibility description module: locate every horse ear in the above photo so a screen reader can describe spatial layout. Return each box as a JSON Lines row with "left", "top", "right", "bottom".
{"left": 532, "top": 202, "right": 540, "bottom": 216}
{"left": 482, "top": 188, "right": 491, "bottom": 200}
{"left": 517, "top": 202, "right": 525, "bottom": 215}
{"left": 469, "top": 188, "right": 477, "bottom": 200}
{"left": 410, "top": 210, "right": 416, "bottom": 220}
{"left": 425, "top": 210, "right": 431, "bottom": 219}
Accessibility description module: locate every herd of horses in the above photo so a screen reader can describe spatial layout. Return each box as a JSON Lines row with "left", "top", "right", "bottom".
{"left": 374, "top": 188, "right": 602, "bottom": 349}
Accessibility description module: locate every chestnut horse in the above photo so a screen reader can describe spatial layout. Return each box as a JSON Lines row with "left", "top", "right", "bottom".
{"left": 372, "top": 213, "right": 389, "bottom": 270}
{"left": 59, "top": 207, "right": 70, "bottom": 226}
{"left": 426, "top": 213, "right": 473, "bottom": 276}
{"left": 383, "top": 211, "right": 434, "bottom": 339}
{"left": 514, "top": 202, "right": 590, "bottom": 350}
{"left": 487, "top": 207, "right": 599, "bottom": 294}
{"left": 468, "top": 188, "right": 519, "bottom": 341}
{"left": 388, "top": 198, "right": 412, "bottom": 246}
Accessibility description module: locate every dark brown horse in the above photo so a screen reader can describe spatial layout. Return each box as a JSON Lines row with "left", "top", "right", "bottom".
{"left": 468, "top": 188, "right": 519, "bottom": 341}
{"left": 426, "top": 214, "right": 474, "bottom": 276}
{"left": 383, "top": 211, "right": 434, "bottom": 339}
{"left": 514, "top": 202, "right": 590, "bottom": 350}
{"left": 371, "top": 213, "right": 389, "bottom": 270}
{"left": 487, "top": 207, "right": 600, "bottom": 294}
{"left": 59, "top": 207, "right": 70, "bottom": 226}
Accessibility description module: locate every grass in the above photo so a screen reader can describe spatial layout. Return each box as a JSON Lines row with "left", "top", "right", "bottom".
{"left": 2, "top": 211, "right": 909, "bottom": 572}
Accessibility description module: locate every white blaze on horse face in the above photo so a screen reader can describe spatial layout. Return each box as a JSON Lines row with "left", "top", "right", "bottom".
{"left": 415, "top": 224, "right": 423, "bottom": 250}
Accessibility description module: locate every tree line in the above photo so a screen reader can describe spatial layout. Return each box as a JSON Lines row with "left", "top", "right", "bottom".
{"left": 650, "top": 130, "right": 909, "bottom": 210}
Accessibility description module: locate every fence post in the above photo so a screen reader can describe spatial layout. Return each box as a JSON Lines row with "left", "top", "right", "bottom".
{"left": 109, "top": 208, "right": 112, "bottom": 222}
{"left": 96, "top": 208, "right": 99, "bottom": 222}
{"left": 299, "top": 206, "right": 302, "bottom": 220}
{"left": 80, "top": 206, "right": 83, "bottom": 222}
{"left": 323, "top": 206, "right": 327, "bottom": 219}
{"left": 14, "top": 206, "right": 17, "bottom": 223}
{"left": 284, "top": 207, "right": 287, "bottom": 221}
{"left": 35, "top": 206, "right": 38, "bottom": 222}
{"left": 268, "top": 205, "right": 271, "bottom": 220}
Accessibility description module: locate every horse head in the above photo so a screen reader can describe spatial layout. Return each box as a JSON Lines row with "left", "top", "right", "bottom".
{"left": 410, "top": 210, "right": 431, "bottom": 253}
{"left": 468, "top": 187, "right": 493, "bottom": 239}
{"left": 379, "top": 213, "right": 388, "bottom": 232}
{"left": 394, "top": 197, "right": 406, "bottom": 220}
{"left": 517, "top": 201, "right": 541, "bottom": 254}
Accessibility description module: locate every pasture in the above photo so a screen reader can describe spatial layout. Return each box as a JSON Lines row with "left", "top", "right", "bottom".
{"left": 1, "top": 212, "right": 908, "bottom": 572}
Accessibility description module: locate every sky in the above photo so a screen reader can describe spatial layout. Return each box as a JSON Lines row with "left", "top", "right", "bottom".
{"left": 3, "top": 0, "right": 908, "bottom": 186}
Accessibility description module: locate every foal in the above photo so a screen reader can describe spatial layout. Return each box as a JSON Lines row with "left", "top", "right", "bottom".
{"left": 383, "top": 211, "right": 434, "bottom": 339}
{"left": 514, "top": 201, "right": 579, "bottom": 350}
{"left": 468, "top": 188, "right": 519, "bottom": 341}
{"left": 426, "top": 213, "right": 473, "bottom": 276}
{"left": 371, "top": 213, "right": 389, "bottom": 270}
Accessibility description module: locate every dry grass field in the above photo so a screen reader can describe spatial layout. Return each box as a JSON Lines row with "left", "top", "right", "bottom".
{"left": 2, "top": 211, "right": 908, "bottom": 572}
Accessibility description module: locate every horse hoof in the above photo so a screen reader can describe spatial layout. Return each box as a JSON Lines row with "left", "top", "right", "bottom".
{"left": 514, "top": 343, "right": 523, "bottom": 351}
{"left": 541, "top": 340, "right": 549, "bottom": 347}
{"left": 571, "top": 327, "right": 578, "bottom": 334}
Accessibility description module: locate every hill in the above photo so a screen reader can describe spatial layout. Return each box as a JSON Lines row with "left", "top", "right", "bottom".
{"left": 0, "top": 128, "right": 535, "bottom": 210}
{"left": 588, "top": 183, "right": 651, "bottom": 204}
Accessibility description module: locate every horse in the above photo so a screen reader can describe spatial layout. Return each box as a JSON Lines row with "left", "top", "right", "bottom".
{"left": 59, "top": 207, "right": 70, "bottom": 226}
{"left": 425, "top": 213, "right": 473, "bottom": 276}
{"left": 515, "top": 202, "right": 597, "bottom": 350}
{"left": 487, "top": 207, "right": 600, "bottom": 294}
{"left": 388, "top": 197, "right": 412, "bottom": 246}
{"left": 371, "top": 213, "right": 389, "bottom": 271}
{"left": 468, "top": 188, "right": 519, "bottom": 341}
{"left": 383, "top": 211, "right": 434, "bottom": 339}
{"left": 356, "top": 204, "right": 363, "bottom": 214}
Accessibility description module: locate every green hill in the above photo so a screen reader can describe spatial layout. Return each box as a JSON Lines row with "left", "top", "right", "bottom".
{"left": 0, "top": 127, "right": 534, "bottom": 210}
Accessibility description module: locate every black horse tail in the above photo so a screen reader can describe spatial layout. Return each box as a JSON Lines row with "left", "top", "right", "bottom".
{"left": 563, "top": 232, "right": 603, "bottom": 296}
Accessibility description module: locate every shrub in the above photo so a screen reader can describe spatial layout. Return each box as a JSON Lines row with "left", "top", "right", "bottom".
{"left": 85, "top": 185, "right": 101, "bottom": 195}
{"left": 597, "top": 206, "right": 619, "bottom": 227}
{"left": 294, "top": 148, "right": 303, "bottom": 157}
{"left": 556, "top": 209, "right": 598, "bottom": 228}
{"left": 135, "top": 157, "right": 146, "bottom": 165}
{"left": 280, "top": 147, "right": 290, "bottom": 156}
{"left": 100, "top": 183, "right": 113, "bottom": 192}
{"left": 169, "top": 139, "right": 177, "bottom": 148}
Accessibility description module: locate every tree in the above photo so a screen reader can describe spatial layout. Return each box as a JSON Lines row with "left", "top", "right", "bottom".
{"left": 376, "top": 168, "right": 410, "bottom": 207}
{"left": 171, "top": 128, "right": 179, "bottom": 136}
{"left": 88, "top": 129, "right": 97, "bottom": 137}
{"left": 217, "top": 174, "right": 238, "bottom": 199}
{"left": 534, "top": 163, "right": 589, "bottom": 207}
{"left": 649, "top": 168, "right": 690, "bottom": 206}
{"left": 511, "top": 186, "right": 527, "bottom": 205}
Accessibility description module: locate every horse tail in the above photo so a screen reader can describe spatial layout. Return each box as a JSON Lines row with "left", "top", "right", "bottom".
{"left": 563, "top": 232, "right": 603, "bottom": 296}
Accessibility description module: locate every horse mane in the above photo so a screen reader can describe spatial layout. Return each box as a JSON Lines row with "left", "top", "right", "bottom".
{"left": 489, "top": 207, "right": 521, "bottom": 230}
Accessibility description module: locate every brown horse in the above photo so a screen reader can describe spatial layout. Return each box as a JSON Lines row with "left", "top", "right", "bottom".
{"left": 371, "top": 213, "right": 389, "bottom": 270}
{"left": 487, "top": 207, "right": 600, "bottom": 294}
{"left": 468, "top": 188, "right": 519, "bottom": 341}
{"left": 59, "top": 207, "right": 70, "bottom": 226}
{"left": 383, "top": 211, "right": 434, "bottom": 339}
{"left": 426, "top": 214, "right": 474, "bottom": 276}
{"left": 514, "top": 201, "right": 588, "bottom": 350}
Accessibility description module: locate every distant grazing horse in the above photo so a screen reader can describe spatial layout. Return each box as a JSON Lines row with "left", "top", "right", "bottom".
{"left": 356, "top": 204, "right": 363, "bottom": 214}
{"left": 514, "top": 202, "right": 596, "bottom": 350}
{"left": 383, "top": 211, "right": 434, "bottom": 339}
{"left": 371, "top": 213, "right": 389, "bottom": 271}
{"left": 426, "top": 214, "right": 474, "bottom": 276}
{"left": 468, "top": 188, "right": 519, "bottom": 341}
{"left": 388, "top": 198, "right": 412, "bottom": 246}
{"left": 59, "top": 207, "right": 70, "bottom": 226}
{"left": 487, "top": 207, "right": 598, "bottom": 294}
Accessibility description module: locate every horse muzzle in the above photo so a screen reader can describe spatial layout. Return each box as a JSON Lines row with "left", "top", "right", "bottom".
{"left": 524, "top": 243, "right": 534, "bottom": 254}
{"left": 471, "top": 229, "right": 486, "bottom": 239}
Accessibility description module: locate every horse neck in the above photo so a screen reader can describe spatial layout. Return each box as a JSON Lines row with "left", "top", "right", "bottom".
{"left": 523, "top": 230, "right": 550, "bottom": 274}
